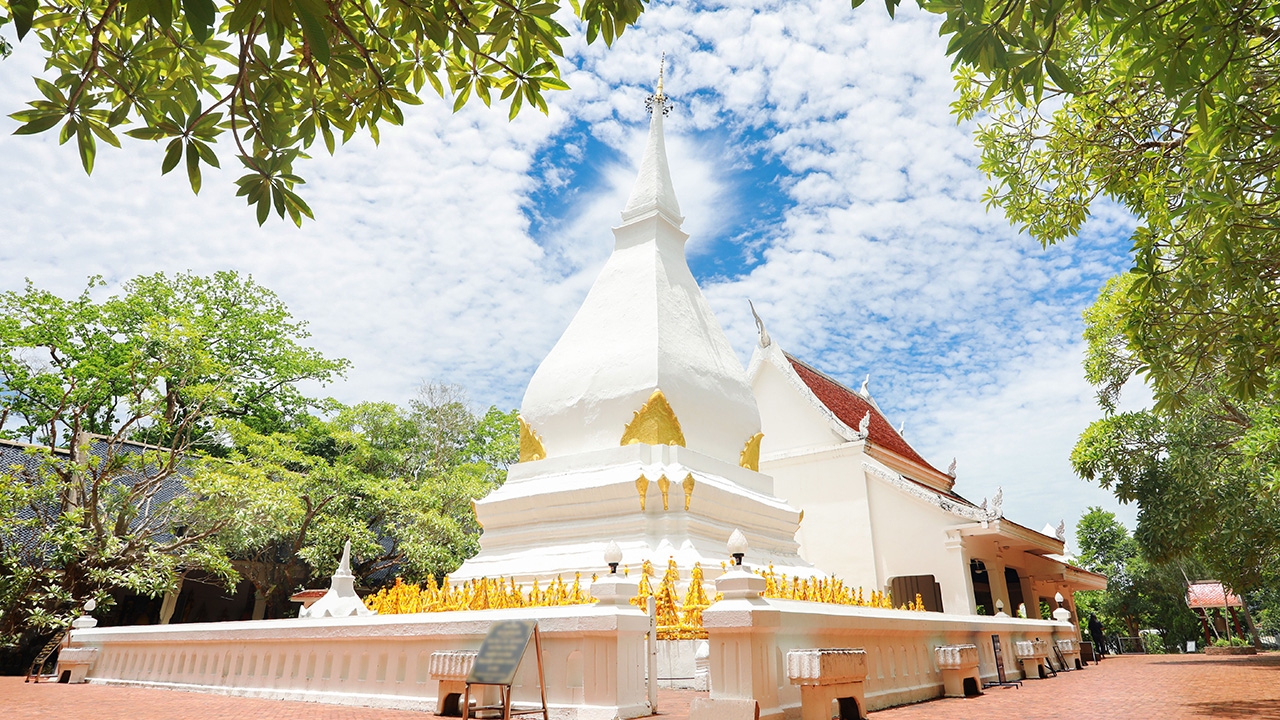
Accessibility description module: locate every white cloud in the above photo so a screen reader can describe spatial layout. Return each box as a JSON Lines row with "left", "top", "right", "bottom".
{"left": 0, "top": 0, "right": 1136, "bottom": 537}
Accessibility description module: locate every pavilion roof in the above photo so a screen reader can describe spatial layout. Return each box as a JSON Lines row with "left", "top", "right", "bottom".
{"left": 1187, "top": 581, "right": 1244, "bottom": 609}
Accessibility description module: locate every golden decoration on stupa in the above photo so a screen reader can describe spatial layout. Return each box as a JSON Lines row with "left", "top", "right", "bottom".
{"left": 636, "top": 474, "right": 650, "bottom": 511}
{"left": 657, "top": 475, "right": 671, "bottom": 511}
{"left": 366, "top": 563, "right": 928, "bottom": 629}
{"left": 681, "top": 473, "right": 695, "bottom": 511}
{"left": 364, "top": 573, "right": 595, "bottom": 614}
{"left": 739, "top": 432, "right": 764, "bottom": 471}
{"left": 518, "top": 415, "right": 547, "bottom": 462}
{"left": 620, "top": 389, "right": 686, "bottom": 447}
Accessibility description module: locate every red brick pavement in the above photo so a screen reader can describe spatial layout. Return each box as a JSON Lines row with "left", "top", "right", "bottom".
{"left": 1, "top": 653, "right": 1276, "bottom": 719}
{"left": 874, "top": 653, "right": 1280, "bottom": 719}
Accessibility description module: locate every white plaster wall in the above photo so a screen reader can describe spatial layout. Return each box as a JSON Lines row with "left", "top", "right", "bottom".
{"left": 752, "top": 360, "right": 845, "bottom": 455}
{"left": 761, "top": 446, "right": 879, "bottom": 591}
{"left": 704, "top": 598, "right": 1076, "bottom": 717}
{"left": 864, "top": 471, "right": 974, "bottom": 615}
{"left": 68, "top": 605, "right": 650, "bottom": 720}
{"left": 457, "top": 444, "right": 812, "bottom": 583}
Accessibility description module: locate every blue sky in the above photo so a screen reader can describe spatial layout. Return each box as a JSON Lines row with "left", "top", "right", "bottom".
{"left": 0, "top": 0, "right": 1142, "bottom": 548}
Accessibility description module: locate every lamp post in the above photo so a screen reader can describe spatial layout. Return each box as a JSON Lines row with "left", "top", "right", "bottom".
{"left": 604, "top": 540, "right": 623, "bottom": 575}
{"left": 728, "top": 528, "right": 748, "bottom": 566}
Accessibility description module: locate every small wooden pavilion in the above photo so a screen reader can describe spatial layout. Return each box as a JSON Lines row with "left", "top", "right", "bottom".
{"left": 1186, "top": 580, "right": 1246, "bottom": 645}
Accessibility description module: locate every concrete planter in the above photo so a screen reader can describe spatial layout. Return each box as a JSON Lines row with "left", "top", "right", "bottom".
{"left": 1204, "top": 646, "right": 1257, "bottom": 656}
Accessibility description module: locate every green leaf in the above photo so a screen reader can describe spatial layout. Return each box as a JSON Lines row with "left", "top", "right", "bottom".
{"left": 11, "top": 0, "right": 37, "bottom": 39}
{"left": 295, "top": 0, "right": 331, "bottom": 65}
{"left": 76, "top": 123, "right": 96, "bottom": 174}
{"left": 186, "top": 142, "right": 202, "bottom": 194}
{"left": 182, "top": 0, "right": 216, "bottom": 43}
{"left": 1044, "top": 59, "right": 1078, "bottom": 93}
{"left": 161, "top": 138, "right": 183, "bottom": 175}
{"left": 125, "top": 127, "right": 172, "bottom": 141}
{"left": 13, "top": 114, "right": 62, "bottom": 135}
{"left": 147, "top": 0, "right": 174, "bottom": 28}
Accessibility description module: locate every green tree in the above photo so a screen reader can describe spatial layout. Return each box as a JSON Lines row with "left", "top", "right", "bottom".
{"left": 0, "top": 271, "right": 346, "bottom": 645}
{"left": 1073, "top": 507, "right": 1205, "bottom": 650}
{"left": 1071, "top": 276, "right": 1280, "bottom": 597}
{"left": 876, "top": 0, "right": 1280, "bottom": 409}
{"left": 211, "top": 389, "right": 517, "bottom": 617}
{"left": 0, "top": 0, "right": 646, "bottom": 225}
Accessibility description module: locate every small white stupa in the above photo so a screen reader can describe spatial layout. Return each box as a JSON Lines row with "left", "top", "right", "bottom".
{"left": 300, "top": 540, "right": 375, "bottom": 618}
{"left": 453, "top": 61, "right": 812, "bottom": 582}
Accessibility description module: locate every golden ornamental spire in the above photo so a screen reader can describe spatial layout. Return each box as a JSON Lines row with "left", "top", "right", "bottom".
{"left": 739, "top": 432, "right": 764, "bottom": 471}
{"left": 645, "top": 53, "right": 673, "bottom": 116}
{"left": 518, "top": 415, "right": 546, "bottom": 462}
{"left": 620, "top": 389, "right": 686, "bottom": 447}
{"left": 657, "top": 474, "right": 671, "bottom": 511}
{"left": 636, "top": 474, "right": 650, "bottom": 511}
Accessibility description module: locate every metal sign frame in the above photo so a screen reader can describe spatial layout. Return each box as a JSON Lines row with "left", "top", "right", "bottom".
{"left": 462, "top": 620, "right": 549, "bottom": 720}
{"left": 982, "top": 634, "right": 1022, "bottom": 689}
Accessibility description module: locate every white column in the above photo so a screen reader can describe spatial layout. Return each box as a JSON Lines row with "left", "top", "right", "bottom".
{"left": 704, "top": 569, "right": 782, "bottom": 720}
{"left": 987, "top": 558, "right": 1011, "bottom": 616}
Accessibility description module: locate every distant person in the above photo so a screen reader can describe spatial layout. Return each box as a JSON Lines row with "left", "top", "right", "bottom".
{"left": 1088, "top": 614, "right": 1106, "bottom": 660}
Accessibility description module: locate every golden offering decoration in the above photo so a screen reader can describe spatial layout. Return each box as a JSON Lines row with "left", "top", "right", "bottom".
{"left": 681, "top": 473, "right": 695, "bottom": 511}
{"left": 657, "top": 475, "right": 671, "bottom": 511}
{"left": 365, "top": 573, "right": 595, "bottom": 614}
{"left": 367, "top": 562, "right": 928, "bottom": 633}
{"left": 518, "top": 416, "right": 547, "bottom": 463}
{"left": 739, "top": 432, "right": 764, "bottom": 471}
{"left": 636, "top": 474, "right": 650, "bottom": 512}
{"left": 620, "top": 389, "right": 686, "bottom": 447}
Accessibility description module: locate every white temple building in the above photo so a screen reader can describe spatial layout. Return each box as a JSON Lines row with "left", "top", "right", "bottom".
{"left": 453, "top": 68, "right": 1104, "bottom": 618}
{"left": 59, "top": 67, "right": 1106, "bottom": 716}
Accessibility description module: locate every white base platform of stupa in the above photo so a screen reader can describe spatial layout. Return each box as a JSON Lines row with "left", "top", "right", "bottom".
{"left": 453, "top": 443, "right": 816, "bottom": 583}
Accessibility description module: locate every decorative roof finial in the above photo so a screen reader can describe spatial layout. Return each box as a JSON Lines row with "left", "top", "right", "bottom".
{"left": 859, "top": 374, "right": 870, "bottom": 397}
{"left": 946, "top": 457, "right": 957, "bottom": 477}
{"left": 857, "top": 411, "right": 870, "bottom": 436}
{"left": 749, "top": 300, "right": 772, "bottom": 348}
{"left": 1056, "top": 519, "right": 1066, "bottom": 542}
{"left": 645, "top": 53, "right": 673, "bottom": 116}
{"left": 896, "top": 420, "right": 905, "bottom": 437}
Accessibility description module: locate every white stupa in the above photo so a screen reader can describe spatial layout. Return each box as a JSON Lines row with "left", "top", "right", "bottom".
{"left": 453, "top": 64, "right": 812, "bottom": 582}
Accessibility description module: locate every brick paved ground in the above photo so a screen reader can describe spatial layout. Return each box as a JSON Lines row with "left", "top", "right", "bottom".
{"left": 1, "top": 653, "right": 1276, "bottom": 719}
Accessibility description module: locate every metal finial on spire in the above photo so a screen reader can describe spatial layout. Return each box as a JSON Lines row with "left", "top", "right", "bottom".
{"left": 645, "top": 53, "right": 673, "bottom": 116}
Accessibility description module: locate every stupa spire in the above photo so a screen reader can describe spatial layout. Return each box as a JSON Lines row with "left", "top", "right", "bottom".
{"left": 622, "top": 54, "right": 682, "bottom": 225}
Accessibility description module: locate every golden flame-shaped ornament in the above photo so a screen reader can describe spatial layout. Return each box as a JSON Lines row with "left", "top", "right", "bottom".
{"left": 636, "top": 474, "right": 650, "bottom": 511}
{"left": 657, "top": 475, "right": 671, "bottom": 511}
{"left": 682, "top": 473, "right": 695, "bottom": 511}
{"left": 518, "top": 415, "right": 546, "bottom": 462}
{"left": 621, "top": 390, "right": 686, "bottom": 447}
{"left": 739, "top": 432, "right": 764, "bottom": 471}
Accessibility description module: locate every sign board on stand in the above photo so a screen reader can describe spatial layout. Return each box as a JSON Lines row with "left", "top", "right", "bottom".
{"left": 462, "top": 620, "right": 549, "bottom": 720}
{"left": 982, "top": 634, "right": 1022, "bottom": 689}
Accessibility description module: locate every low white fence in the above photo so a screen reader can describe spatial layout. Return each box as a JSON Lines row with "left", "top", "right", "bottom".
{"left": 65, "top": 604, "right": 651, "bottom": 720}
{"left": 704, "top": 590, "right": 1076, "bottom": 716}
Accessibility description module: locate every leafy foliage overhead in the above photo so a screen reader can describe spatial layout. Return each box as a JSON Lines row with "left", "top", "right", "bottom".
{"left": 886, "top": 0, "right": 1280, "bottom": 408}
{"left": 1071, "top": 276, "right": 1280, "bottom": 595}
{"left": 0, "top": 0, "right": 646, "bottom": 224}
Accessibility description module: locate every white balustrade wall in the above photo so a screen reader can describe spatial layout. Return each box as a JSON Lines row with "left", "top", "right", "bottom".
{"left": 66, "top": 605, "right": 651, "bottom": 720}
{"left": 704, "top": 597, "right": 1076, "bottom": 716}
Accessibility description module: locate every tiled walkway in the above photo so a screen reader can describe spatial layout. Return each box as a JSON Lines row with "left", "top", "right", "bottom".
{"left": 2, "top": 653, "right": 1276, "bottom": 719}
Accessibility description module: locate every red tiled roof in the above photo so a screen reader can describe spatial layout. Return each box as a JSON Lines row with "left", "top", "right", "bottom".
{"left": 785, "top": 354, "right": 941, "bottom": 475}
{"left": 1187, "top": 581, "right": 1243, "bottom": 609}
